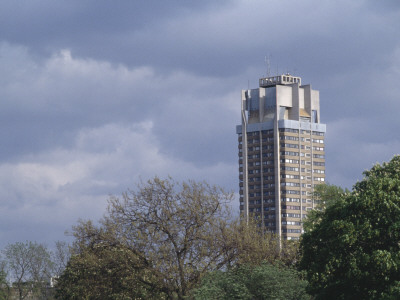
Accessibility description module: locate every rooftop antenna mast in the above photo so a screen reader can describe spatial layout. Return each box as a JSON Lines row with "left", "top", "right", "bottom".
{"left": 265, "top": 55, "right": 271, "bottom": 77}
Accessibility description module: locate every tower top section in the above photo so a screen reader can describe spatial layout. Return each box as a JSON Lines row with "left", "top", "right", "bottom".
{"left": 259, "top": 74, "right": 301, "bottom": 87}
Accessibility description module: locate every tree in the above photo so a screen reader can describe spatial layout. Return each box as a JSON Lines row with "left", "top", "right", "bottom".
{"left": 221, "top": 217, "right": 300, "bottom": 268}
{"left": 192, "top": 262, "right": 310, "bottom": 300}
{"left": 58, "top": 177, "right": 235, "bottom": 300}
{"left": 52, "top": 241, "right": 70, "bottom": 278}
{"left": 57, "top": 177, "right": 301, "bottom": 299}
{"left": 0, "top": 261, "right": 11, "bottom": 300}
{"left": 303, "top": 183, "right": 349, "bottom": 232}
{"left": 56, "top": 221, "right": 161, "bottom": 299}
{"left": 3, "top": 241, "right": 54, "bottom": 300}
{"left": 300, "top": 155, "right": 400, "bottom": 299}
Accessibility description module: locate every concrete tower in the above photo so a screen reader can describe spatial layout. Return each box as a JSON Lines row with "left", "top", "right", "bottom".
{"left": 236, "top": 74, "right": 326, "bottom": 240}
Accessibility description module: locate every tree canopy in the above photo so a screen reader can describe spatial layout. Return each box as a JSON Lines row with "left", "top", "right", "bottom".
{"left": 56, "top": 177, "right": 299, "bottom": 299}
{"left": 192, "top": 262, "right": 310, "bottom": 300}
{"left": 57, "top": 177, "right": 235, "bottom": 299}
{"left": 2, "top": 241, "right": 54, "bottom": 300}
{"left": 300, "top": 155, "right": 400, "bottom": 299}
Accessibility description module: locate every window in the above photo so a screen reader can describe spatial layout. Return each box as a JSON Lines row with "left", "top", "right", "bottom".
{"left": 280, "top": 158, "right": 299, "bottom": 164}
{"left": 282, "top": 221, "right": 301, "bottom": 225}
{"left": 282, "top": 205, "right": 301, "bottom": 210}
{"left": 312, "top": 131, "right": 324, "bottom": 136}
{"left": 280, "top": 135, "right": 299, "bottom": 141}
{"left": 280, "top": 151, "right": 299, "bottom": 156}
{"left": 313, "top": 146, "right": 324, "bottom": 151}
{"left": 281, "top": 166, "right": 299, "bottom": 172}
{"left": 281, "top": 143, "right": 299, "bottom": 149}
{"left": 281, "top": 197, "right": 300, "bottom": 202}
{"left": 281, "top": 174, "right": 300, "bottom": 179}
{"left": 312, "top": 139, "right": 324, "bottom": 144}
{"left": 264, "top": 183, "right": 275, "bottom": 188}
{"left": 281, "top": 190, "right": 300, "bottom": 195}
{"left": 279, "top": 128, "right": 299, "bottom": 133}
{"left": 314, "top": 177, "right": 325, "bottom": 182}
{"left": 283, "top": 229, "right": 302, "bottom": 233}
{"left": 281, "top": 182, "right": 300, "bottom": 187}
{"left": 281, "top": 213, "right": 301, "bottom": 218}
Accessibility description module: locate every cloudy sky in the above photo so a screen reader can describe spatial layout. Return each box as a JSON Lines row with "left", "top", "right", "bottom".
{"left": 0, "top": 0, "right": 399, "bottom": 247}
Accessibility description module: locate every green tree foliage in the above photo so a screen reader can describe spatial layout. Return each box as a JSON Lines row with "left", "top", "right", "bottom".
{"left": 222, "top": 217, "right": 300, "bottom": 267}
{"left": 0, "top": 261, "right": 11, "bottom": 300}
{"left": 55, "top": 221, "right": 160, "bottom": 299}
{"left": 192, "top": 262, "right": 310, "bottom": 300}
{"left": 303, "top": 183, "right": 349, "bottom": 232}
{"left": 300, "top": 155, "right": 400, "bottom": 299}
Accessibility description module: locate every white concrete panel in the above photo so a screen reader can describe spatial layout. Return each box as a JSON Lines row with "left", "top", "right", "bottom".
{"left": 299, "top": 88, "right": 305, "bottom": 109}
{"left": 276, "top": 85, "right": 293, "bottom": 107}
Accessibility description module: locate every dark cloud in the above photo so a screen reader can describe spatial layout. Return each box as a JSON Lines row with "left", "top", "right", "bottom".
{"left": 0, "top": 0, "right": 399, "bottom": 247}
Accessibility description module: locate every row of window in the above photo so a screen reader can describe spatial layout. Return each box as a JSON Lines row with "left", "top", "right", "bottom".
{"left": 247, "top": 139, "right": 275, "bottom": 145}
{"left": 280, "top": 135, "right": 299, "bottom": 141}
{"left": 281, "top": 174, "right": 299, "bottom": 179}
{"left": 246, "top": 197, "right": 315, "bottom": 205}
{"left": 281, "top": 158, "right": 299, "bottom": 164}
{"left": 313, "top": 146, "right": 324, "bottom": 151}
{"left": 281, "top": 166, "right": 299, "bottom": 171}
{"left": 279, "top": 128, "right": 298, "bottom": 133}
{"left": 249, "top": 175, "right": 275, "bottom": 181}
{"left": 282, "top": 205, "right": 301, "bottom": 210}
{"left": 282, "top": 229, "right": 302, "bottom": 233}
{"left": 248, "top": 146, "right": 274, "bottom": 151}
{"left": 282, "top": 197, "right": 300, "bottom": 202}
{"left": 247, "top": 192, "right": 276, "bottom": 198}
{"left": 247, "top": 130, "right": 273, "bottom": 136}
{"left": 281, "top": 151, "right": 299, "bottom": 156}
{"left": 281, "top": 143, "right": 299, "bottom": 149}
{"left": 282, "top": 213, "right": 301, "bottom": 218}
{"left": 248, "top": 183, "right": 276, "bottom": 190}
{"left": 243, "top": 145, "right": 325, "bottom": 155}
{"left": 282, "top": 190, "right": 312, "bottom": 195}
{"left": 281, "top": 182, "right": 300, "bottom": 187}
{"left": 282, "top": 221, "right": 302, "bottom": 226}
{"left": 240, "top": 130, "right": 324, "bottom": 136}
{"left": 244, "top": 171, "right": 323, "bottom": 179}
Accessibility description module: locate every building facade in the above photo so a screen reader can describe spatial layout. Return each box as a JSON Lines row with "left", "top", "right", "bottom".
{"left": 236, "top": 74, "right": 326, "bottom": 240}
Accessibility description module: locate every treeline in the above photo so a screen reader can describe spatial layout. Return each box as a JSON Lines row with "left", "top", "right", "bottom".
{"left": 3, "top": 155, "right": 400, "bottom": 299}
{"left": 0, "top": 241, "right": 69, "bottom": 300}
{"left": 56, "top": 178, "right": 304, "bottom": 299}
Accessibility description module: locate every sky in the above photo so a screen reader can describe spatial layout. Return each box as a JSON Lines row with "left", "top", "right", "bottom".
{"left": 0, "top": 0, "right": 399, "bottom": 248}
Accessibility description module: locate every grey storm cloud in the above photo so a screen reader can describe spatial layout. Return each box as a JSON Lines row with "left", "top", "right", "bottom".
{"left": 0, "top": 0, "right": 399, "bottom": 247}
